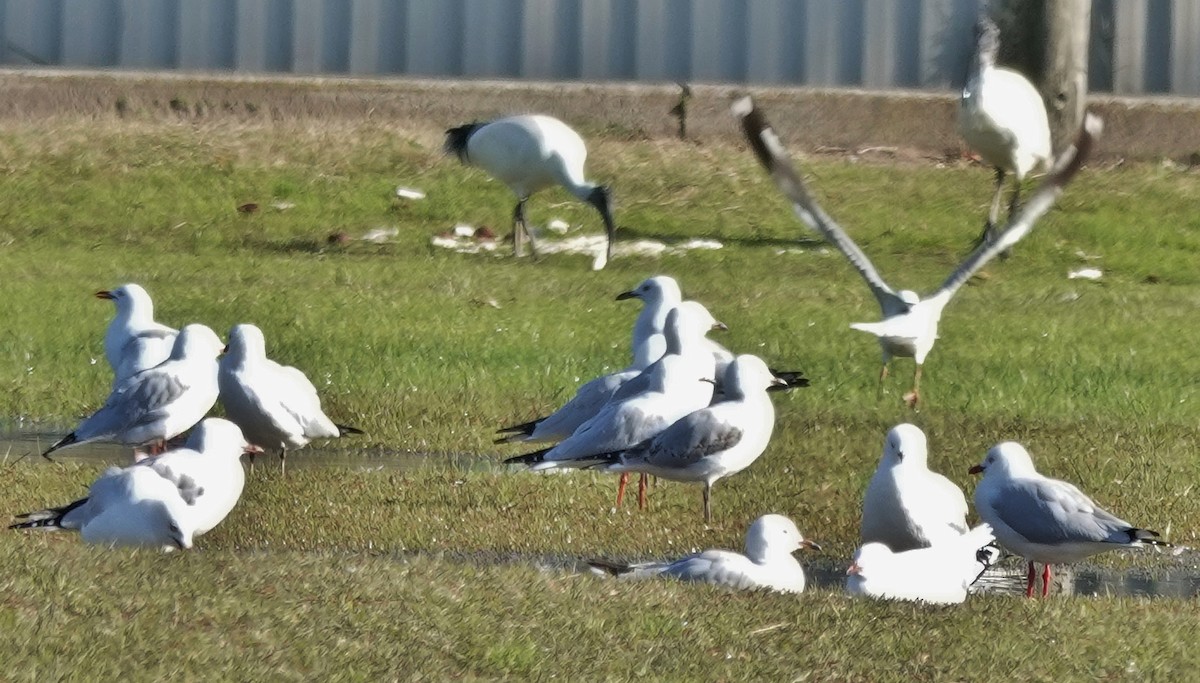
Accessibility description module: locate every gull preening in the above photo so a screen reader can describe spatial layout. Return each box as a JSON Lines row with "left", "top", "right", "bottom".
{"left": 861, "top": 424, "right": 969, "bottom": 551}
{"left": 589, "top": 354, "right": 785, "bottom": 522}
{"left": 733, "top": 96, "right": 1100, "bottom": 407}
{"left": 588, "top": 514, "right": 819, "bottom": 593}
{"left": 219, "top": 324, "right": 363, "bottom": 475}
{"left": 846, "top": 524, "right": 1000, "bottom": 605}
{"left": 495, "top": 275, "right": 682, "bottom": 445}
{"left": 959, "top": 16, "right": 1052, "bottom": 246}
{"left": 136, "top": 417, "right": 249, "bottom": 537}
{"left": 97, "top": 283, "right": 178, "bottom": 386}
{"left": 445, "top": 114, "right": 616, "bottom": 268}
{"left": 503, "top": 302, "right": 721, "bottom": 480}
{"left": 41, "top": 324, "right": 225, "bottom": 460}
{"left": 9, "top": 460, "right": 201, "bottom": 549}
{"left": 970, "top": 441, "right": 1173, "bottom": 597}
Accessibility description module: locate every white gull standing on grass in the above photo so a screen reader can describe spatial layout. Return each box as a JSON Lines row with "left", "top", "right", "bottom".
{"left": 734, "top": 96, "right": 1101, "bottom": 407}
{"left": 503, "top": 303, "right": 721, "bottom": 490}
{"left": 219, "top": 324, "right": 363, "bottom": 475}
{"left": 970, "top": 441, "right": 1173, "bottom": 597}
{"left": 495, "top": 275, "right": 682, "bottom": 444}
{"left": 861, "top": 423, "right": 969, "bottom": 552}
{"left": 96, "top": 283, "right": 178, "bottom": 386}
{"left": 136, "top": 418, "right": 249, "bottom": 537}
{"left": 846, "top": 523, "right": 1000, "bottom": 605}
{"left": 9, "top": 460, "right": 201, "bottom": 550}
{"left": 590, "top": 354, "right": 785, "bottom": 522}
{"left": 588, "top": 514, "right": 819, "bottom": 593}
{"left": 41, "top": 324, "right": 225, "bottom": 461}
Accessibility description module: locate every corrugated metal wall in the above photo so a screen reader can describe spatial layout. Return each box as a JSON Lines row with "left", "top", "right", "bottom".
{"left": 1, "top": 0, "right": 1198, "bottom": 95}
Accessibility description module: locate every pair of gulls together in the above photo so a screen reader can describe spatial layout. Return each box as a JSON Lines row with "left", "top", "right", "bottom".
{"left": 587, "top": 424, "right": 1172, "bottom": 605}
{"left": 497, "top": 275, "right": 807, "bottom": 522}
{"left": 860, "top": 424, "right": 1171, "bottom": 600}
{"left": 38, "top": 284, "right": 360, "bottom": 474}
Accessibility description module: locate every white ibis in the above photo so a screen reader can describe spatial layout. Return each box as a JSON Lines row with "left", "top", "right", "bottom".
{"left": 734, "top": 96, "right": 1099, "bottom": 407}
{"left": 959, "top": 16, "right": 1052, "bottom": 246}
{"left": 970, "top": 442, "right": 1173, "bottom": 597}
{"left": 444, "top": 114, "right": 616, "bottom": 267}
{"left": 847, "top": 524, "right": 1000, "bottom": 605}
{"left": 218, "top": 324, "right": 363, "bottom": 475}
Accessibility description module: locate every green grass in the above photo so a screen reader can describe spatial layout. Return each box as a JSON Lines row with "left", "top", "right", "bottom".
{"left": 2, "top": 105, "right": 1199, "bottom": 679}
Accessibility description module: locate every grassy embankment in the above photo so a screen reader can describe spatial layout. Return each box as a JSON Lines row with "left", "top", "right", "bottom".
{"left": 1, "top": 107, "right": 1198, "bottom": 679}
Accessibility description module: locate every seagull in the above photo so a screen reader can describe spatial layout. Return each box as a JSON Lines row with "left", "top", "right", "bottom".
{"left": 96, "top": 283, "right": 178, "bottom": 386}
{"left": 733, "top": 96, "right": 1100, "bottom": 407}
{"left": 9, "top": 460, "right": 201, "bottom": 549}
{"left": 588, "top": 514, "right": 819, "bottom": 593}
{"left": 445, "top": 114, "right": 616, "bottom": 267}
{"left": 970, "top": 441, "right": 1173, "bottom": 597}
{"left": 846, "top": 524, "right": 1000, "bottom": 605}
{"left": 589, "top": 354, "right": 786, "bottom": 523}
{"left": 861, "top": 423, "right": 969, "bottom": 552}
{"left": 959, "top": 16, "right": 1052, "bottom": 246}
{"left": 218, "top": 324, "right": 363, "bottom": 475}
{"left": 495, "top": 275, "right": 682, "bottom": 444}
{"left": 136, "top": 418, "right": 249, "bottom": 536}
{"left": 503, "top": 303, "right": 721, "bottom": 483}
{"left": 41, "top": 324, "right": 225, "bottom": 461}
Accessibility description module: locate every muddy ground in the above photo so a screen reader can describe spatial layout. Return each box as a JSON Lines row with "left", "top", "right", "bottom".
{"left": 0, "top": 68, "right": 1198, "bottom": 163}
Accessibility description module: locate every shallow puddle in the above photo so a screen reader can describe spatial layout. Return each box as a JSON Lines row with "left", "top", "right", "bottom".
{"left": 6, "top": 430, "right": 1198, "bottom": 600}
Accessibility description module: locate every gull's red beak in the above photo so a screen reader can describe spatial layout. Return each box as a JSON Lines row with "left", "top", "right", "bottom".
{"left": 95, "top": 290, "right": 115, "bottom": 300}
{"left": 968, "top": 465, "right": 984, "bottom": 475}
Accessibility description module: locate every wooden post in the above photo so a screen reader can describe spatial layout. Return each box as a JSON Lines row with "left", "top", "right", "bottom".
{"left": 1042, "top": 0, "right": 1092, "bottom": 153}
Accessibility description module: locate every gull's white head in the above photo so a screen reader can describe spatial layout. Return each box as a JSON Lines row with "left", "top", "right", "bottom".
{"left": 881, "top": 423, "right": 928, "bottom": 469}
{"left": 969, "top": 441, "right": 1037, "bottom": 479}
{"left": 225, "top": 324, "right": 268, "bottom": 362}
{"left": 96, "top": 283, "right": 155, "bottom": 319}
{"left": 171, "top": 324, "right": 225, "bottom": 361}
{"left": 898, "top": 289, "right": 921, "bottom": 307}
{"left": 148, "top": 498, "right": 196, "bottom": 551}
{"left": 184, "top": 417, "right": 248, "bottom": 455}
{"left": 617, "top": 275, "right": 682, "bottom": 309}
{"left": 725, "top": 354, "right": 785, "bottom": 397}
{"left": 847, "top": 541, "right": 893, "bottom": 580}
{"left": 745, "top": 514, "right": 819, "bottom": 562}
{"left": 664, "top": 301, "right": 726, "bottom": 349}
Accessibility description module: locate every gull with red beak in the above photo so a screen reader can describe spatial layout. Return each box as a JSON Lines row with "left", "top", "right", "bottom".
{"left": 970, "top": 442, "right": 1173, "bottom": 597}
{"left": 95, "top": 283, "right": 178, "bottom": 386}
{"left": 589, "top": 514, "right": 819, "bottom": 593}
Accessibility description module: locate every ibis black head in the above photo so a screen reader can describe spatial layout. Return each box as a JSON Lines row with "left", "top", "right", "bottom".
{"left": 588, "top": 185, "right": 617, "bottom": 263}
{"left": 444, "top": 122, "right": 485, "bottom": 163}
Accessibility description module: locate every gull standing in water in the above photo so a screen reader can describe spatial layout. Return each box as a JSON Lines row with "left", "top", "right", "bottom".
{"left": 590, "top": 354, "right": 785, "bottom": 522}
{"left": 219, "top": 324, "right": 363, "bottom": 475}
{"left": 847, "top": 524, "right": 1000, "bottom": 605}
{"left": 589, "top": 514, "right": 819, "bottom": 593}
{"left": 970, "top": 442, "right": 1172, "bottom": 597}
{"left": 41, "top": 324, "right": 225, "bottom": 460}
{"left": 495, "top": 275, "right": 681, "bottom": 444}
{"left": 733, "top": 97, "right": 1100, "bottom": 407}
{"left": 503, "top": 303, "right": 721, "bottom": 485}
{"left": 861, "top": 424, "right": 968, "bottom": 551}
{"left": 96, "top": 283, "right": 178, "bottom": 386}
